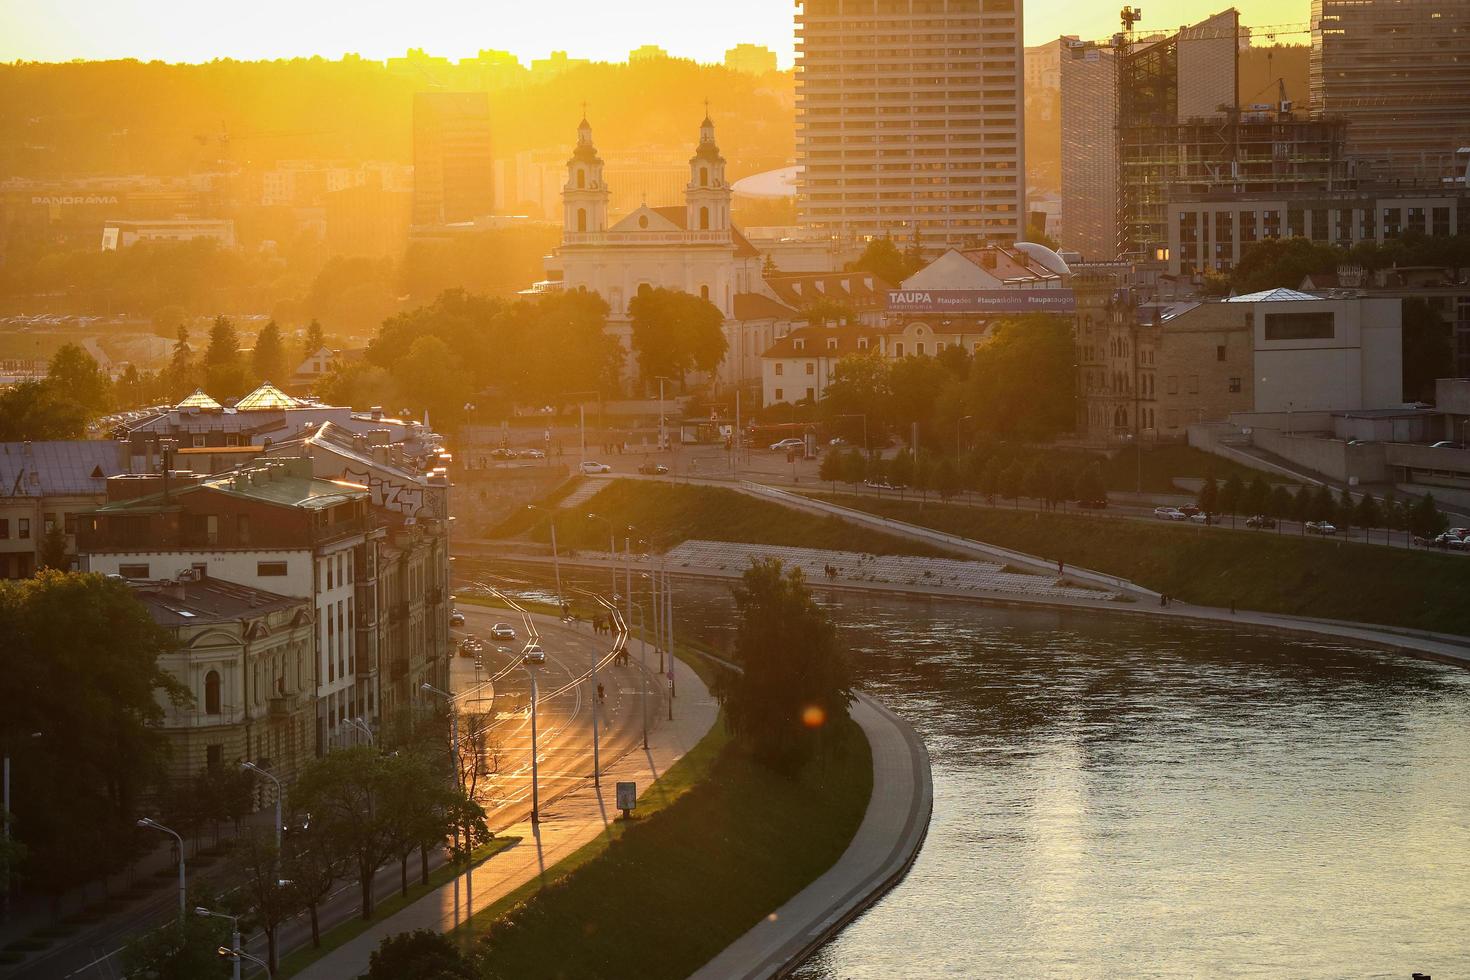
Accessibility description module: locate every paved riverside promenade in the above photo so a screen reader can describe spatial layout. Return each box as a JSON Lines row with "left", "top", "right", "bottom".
{"left": 293, "top": 653, "right": 717, "bottom": 980}
{"left": 690, "top": 694, "right": 932, "bottom": 980}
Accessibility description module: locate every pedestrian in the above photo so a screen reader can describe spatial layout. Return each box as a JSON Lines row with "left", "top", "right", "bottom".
{"left": 1057, "top": 558, "right": 1064, "bottom": 575}
{"left": 1159, "top": 593, "right": 1166, "bottom": 608}
{"left": 1230, "top": 598, "right": 1236, "bottom": 615}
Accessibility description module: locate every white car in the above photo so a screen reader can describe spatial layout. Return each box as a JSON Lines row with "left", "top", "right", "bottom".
{"left": 490, "top": 623, "right": 517, "bottom": 641}
{"left": 522, "top": 644, "right": 547, "bottom": 665}
{"left": 580, "top": 460, "right": 612, "bottom": 474}
{"left": 770, "top": 438, "right": 806, "bottom": 452}
{"left": 1305, "top": 521, "right": 1338, "bottom": 536}
{"left": 1153, "top": 507, "right": 1186, "bottom": 521}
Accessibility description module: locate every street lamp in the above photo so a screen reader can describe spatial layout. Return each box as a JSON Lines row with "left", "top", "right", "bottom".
{"left": 522, "top": 663, "right": 540, "bottom": 824}
{"left": 525, "top": 504, "right": 563, "bottom": 612}
{"left": 421, "top": 682, "right": 476, "bottom": 906}
{"left": 346, "top": 717, "right": 374, "bottom": 746}
{"left": 240, "top": 761, "right": 283, "bottom": 855}
{"left": 197, "top": 907, "right": 243, "bottom": 980}
{"left": 654, "top": 375, "right": 673, "bottom": 451}
{"left": 137, "top": 817, "right": 186, "bottom": 928}
{"left": 218, "top": 944, "right": 272, "bottom": 977}
{"left": 626, "top": 603, "right": 650, "bottom": 750}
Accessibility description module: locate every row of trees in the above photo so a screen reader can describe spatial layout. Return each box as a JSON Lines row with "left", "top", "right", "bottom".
{"left": 819, "top": 445, "right": 1108, "bottom": 508}
{"left": 814, "top": 315, "right": 1077, "bottom": 450}
{"left": 1196, "top": 474, "right": 1448, "bottom": 542}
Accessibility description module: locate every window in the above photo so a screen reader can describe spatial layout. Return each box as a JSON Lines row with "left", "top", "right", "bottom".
{"left": 894, "top": 342, "right": 904, "bottom": 357}
{"left": 18, "top": 519, "right": 29, "bottom": 540}
{"left": 1264, "top": 312, "right": 1334, "bottom": 341}
{"left": 699, "top": 206, "right": 710, "bottom": 230}
{"left": 827, "top": 338, "right": 838, "bottom": 350}
{"left": 191, "top": 435, "right": 206, "bottom": 448}
{"left": 1228, "top": 377, "right": 1242, "bottom": 393}
{"left": 805, "top": 362, "right": 815, "bottom": 375}
{"left": 43, "top": 513, "right": 55, "bottom": 533}
{"left": 119, "top": 563, "right": 150, "bottom": 579}
{"left": 774, "top": 388, "right": 784, "bottom": 401}
{"left": 700, "top": 284, "right": 710, "bottom": 302}
{"left": 1216, "top": 345, "right": 1226, "bottom": 362}
{"left": 576, "top": 169, "right": 585, "bottom": 189}
{"left": 806, "top": 387, "right": 815, "bottom": 401}
{"left": 64, "top": 513, "right": 76, "bottom": 535}
{"left": 326, "top": 560, "right": 333, "bottom": 590}
{"left": 1187, "top": 375, "right": 1199, "bottom": 394}
{"left": 858, "top": 337, "right": 869, "bottom": 350}
{"left": 916, "top": 342, "right": 925, "bottom": 355}
{"left": 258, "top": 561, "right": 288, "bottom": 577}
{"left": 699, "top": 167, "right": 708, "bottom": 187}
{"left": 1166, "top": 376, "right": 1178, "bottom": 395}
{"left": 775, "top": 363, "right": 784, "bottom": 376}
{"left": 0, "top": 519, "right": 7, "bottom": 539}
{"left": 577, "top": 208, "right": 587, "bottom": 232}
{"left": 204, "top": 670, "right": 221, "bottom": 715}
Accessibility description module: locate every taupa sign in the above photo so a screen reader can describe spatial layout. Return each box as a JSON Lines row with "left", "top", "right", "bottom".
{"left": 886, "top": 289, "right": 1076, "bottom": 314}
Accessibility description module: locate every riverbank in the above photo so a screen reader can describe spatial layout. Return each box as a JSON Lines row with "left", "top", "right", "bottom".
{"left": 468, "top": 708, "right": 874, "bottom": 980}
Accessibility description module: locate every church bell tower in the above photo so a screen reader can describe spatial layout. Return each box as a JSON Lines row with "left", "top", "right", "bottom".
{"left": 685, "top": 110, "right": 730, "bottom": 235}
{"left": 563, "top": 114, "right": 609, "bottom": 235}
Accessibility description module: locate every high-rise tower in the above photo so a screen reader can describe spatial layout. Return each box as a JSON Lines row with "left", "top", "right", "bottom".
{"left": 794, "top": 0, "right": 1025, "bottom": 247}
{"left": 412, "top": 92, "right": 494, "bottom": 226}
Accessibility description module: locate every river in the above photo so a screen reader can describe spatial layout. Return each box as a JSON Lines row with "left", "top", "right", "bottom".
{"left": 471, "top": 564, "right": 1470, "bottom": 977}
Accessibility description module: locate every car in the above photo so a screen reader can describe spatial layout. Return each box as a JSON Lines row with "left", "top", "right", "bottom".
{"left": 580, "top": 460, "right": 612, "bottom": 474}
{"left": 1447, "top": 527, "right": 1470, "bottom": 541}
{"left": 1433, "top": 532, "right": 1467, "bottom": 550}
{"left": 1179, "top": 504, "right": 1201, "bottom": 518}
{"left": 1429, "top": 441, "right": 1463, "bottom": 449}
{"left": 490, "top": 447, "right": 516, "bottom": 460}
{"left": 638, "top": 461, "right": 669, "bottom": 475}
{"left": 458, "top": 636, "right": 481, "bottom": 657}
{"left": 1245, "top": 515, "right": 1277, "bottom": 529}
{"left": 490, "top": 623, "right": 517, "bottom": 641}
{"left": 449, "top": 609, "right": 465, "bottom": 626}
{"left": 522, "top": 644, "right": 547, "bottom": 665}
{"left": 1305, "top": 521, "right": 1337, "bottom": 535}
{"left": 1189, "top": 512, "right": 1212, "bottom": 524}
{"left": 769, "top": 437, "right": 806, "bottom": 452}
{"left": 519, "top": 448, "right": 546, "bottom": 459}
{"left": 828, "top": 437, "right": 848, "bottom": 447}
{"left": 1153, "top": 507, "right": 1186, "bottom": 521}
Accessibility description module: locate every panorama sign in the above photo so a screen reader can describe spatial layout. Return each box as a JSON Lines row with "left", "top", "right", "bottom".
{"left": 886, "top": 289, "right": 1076, "bottom": 314}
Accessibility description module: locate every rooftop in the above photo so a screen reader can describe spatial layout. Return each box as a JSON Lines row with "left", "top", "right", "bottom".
{"left": 0, "top": 440, "right": 130, "bottom": 498}
{"left": 1226, "top": 288, "right": 1321, "bottom": 303}
{"left": 132, "top": 575, "right": 303, "bottom": 626}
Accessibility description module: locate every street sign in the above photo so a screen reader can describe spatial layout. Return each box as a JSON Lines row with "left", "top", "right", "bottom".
{"left": 616, "top": 781, "right": 637, "bottom": 818}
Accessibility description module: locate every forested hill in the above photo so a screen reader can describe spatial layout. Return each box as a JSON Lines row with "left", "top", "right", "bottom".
{"left": 0, "top": 56, "right": 796, "bottom": 179}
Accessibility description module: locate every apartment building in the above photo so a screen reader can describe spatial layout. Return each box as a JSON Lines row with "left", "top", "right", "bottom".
{"left": 1310, "top": 0, "right": 1470, "bottom": 185}
{"left": 0, "top": 440, "right": 130, "bottom": 578}
{"left": 413, "top": 92, "right": 495, "bottom": 226}
{"left": 795, "top": 0, "right": 1025, "bottom": 245}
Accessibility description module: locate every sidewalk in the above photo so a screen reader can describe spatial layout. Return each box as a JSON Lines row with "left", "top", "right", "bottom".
{"left": 292, "top": 657, "right": 718, "bottom": 979}
{"left": 690, "top": 694, "right": 932, "bottom": 980}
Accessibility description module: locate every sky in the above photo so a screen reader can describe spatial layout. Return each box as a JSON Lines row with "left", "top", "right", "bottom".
{"left": 0, "top": 0, "right": 1311, "bottom": 67}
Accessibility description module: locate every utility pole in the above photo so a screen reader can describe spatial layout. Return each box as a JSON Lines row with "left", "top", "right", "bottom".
{"left": 665, "top": 566, "right": 675, "bottom": 718}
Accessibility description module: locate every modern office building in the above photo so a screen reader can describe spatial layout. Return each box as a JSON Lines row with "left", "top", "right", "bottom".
{"left": 725, "top": 43, "right": 779, "bottom": 75}
{"left": 1310, "top": 0, "right": 1470, "bottom": 186}
{"left": 1058, "top": 40, "right": 1117, "bottom": 259}
{"left": 412, "top": 92, "right": 495, "bottom": 226}
{"left": 794, "top": 0, "right": 1025, "bottom": 246}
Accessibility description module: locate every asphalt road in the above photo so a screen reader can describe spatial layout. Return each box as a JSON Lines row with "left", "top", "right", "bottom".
{"left": 21, "top": 595, "right": 665, "bottom": 980}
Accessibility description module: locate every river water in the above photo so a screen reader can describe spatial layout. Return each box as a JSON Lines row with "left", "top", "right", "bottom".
{"left": 473, "top": 565, "right": 1470, "bottom": 977}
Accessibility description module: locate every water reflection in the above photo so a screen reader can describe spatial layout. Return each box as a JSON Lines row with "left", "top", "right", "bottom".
{"left": 461, "top": 563, "right": 1470, "bottom": 977}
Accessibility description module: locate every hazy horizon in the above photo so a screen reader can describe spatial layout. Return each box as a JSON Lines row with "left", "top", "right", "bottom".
{"left": 0, "top": 0, "right": 1311, "bottom": 68}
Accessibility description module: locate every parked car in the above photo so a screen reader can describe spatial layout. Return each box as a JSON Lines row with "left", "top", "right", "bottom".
{"left": 580, "top": 460, "right": 612, "bottom": 474}
{"left": 1245, "top": 515, "right": 1277, "bottom": 529}
{"left": 638, "top": 461, "right": 669, "bottom": 475}
{"left": 769, "top": 437, "right": 806, "bottom": 452}
{"left": 1189, "top": 512, "right": 1212, "bottom": 524}
{"left": 458, "top": 636, "right": 482, "bottom": 657}
{"left": 828, "top": 437, "right": 848, "bottom": 447}
{"left": 1179, "top": 504, "right": 1201, "bottom": 518}
{"left": 1306, "top": 521, "right": 1337, "bottom": 536}
{"left": 1433, "top": 532, "right": 1467, "bottom": 550}
{"left": 1429, "top": 441, "right": 1463, "bottom": 449}
{"left": 1153, "top": 507, "right": 1186, "bottom": 521}
{"left": 522, "top": 644, "right": 547, "bottom": 665}
{"left": 449, "top": 608, "right": 465, "bottom": 626}
{"left": 490, "top": 448, "right": 516, "bottom": 460}
{"left": 519, "top": 448, "right": 546, "bottom": 460}
{"left": 490, "top": 623, "right": 517, "bottom": 641}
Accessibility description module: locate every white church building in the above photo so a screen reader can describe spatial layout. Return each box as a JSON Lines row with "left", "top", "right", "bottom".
{"left": 541, "top": 115, "right": 891, "bottom": 393}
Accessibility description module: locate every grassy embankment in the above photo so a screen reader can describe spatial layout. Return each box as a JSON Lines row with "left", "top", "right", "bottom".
{"left": 827, "top": 495, "right": 1470, "bottom": 636}
{"left": 461, "top": 706, "right": 872, "bottom": 980}
{"left": 1094, "top": 442, "right": 1266, "bottom": 494}
{"left": 495, "top": 480, "right": 952, "bottom": 558}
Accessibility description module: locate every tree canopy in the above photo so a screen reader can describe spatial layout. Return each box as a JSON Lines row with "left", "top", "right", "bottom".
{"left": 627, "top": 287, "right": 728, "bottom": 391}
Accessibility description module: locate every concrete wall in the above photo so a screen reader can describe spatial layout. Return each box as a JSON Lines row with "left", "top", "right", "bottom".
{"left": 1250, "top": 427, "right": 1388, "bottom": 483}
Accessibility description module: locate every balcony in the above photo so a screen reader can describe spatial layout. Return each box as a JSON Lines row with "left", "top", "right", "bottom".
{"left": 268, "top": 692, "right": 303, "bottom": 719}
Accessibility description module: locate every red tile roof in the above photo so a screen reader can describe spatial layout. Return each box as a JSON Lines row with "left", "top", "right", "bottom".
{"left": 733, "top": 293, "right": 800, "bottom": 320}
{"left": 761, "top": 324, "right": 886, "bottom": 358}
{"left": 764, "top": 272, "right": 893, "bottom": 310}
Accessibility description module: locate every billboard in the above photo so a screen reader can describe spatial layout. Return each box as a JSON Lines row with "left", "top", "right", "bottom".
{"left": 886, "top": 289, "right": 1076, "bottom": 314}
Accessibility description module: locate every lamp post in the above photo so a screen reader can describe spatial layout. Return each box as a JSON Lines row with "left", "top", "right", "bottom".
{"left": 137, "top": 817, "right": 185, "bottom": 929}
{"left": 654, "top": 376, "right": 673, "bottom": 451}
{"left": 240, "top": 761, "right": 283, "bottom": 854}
{"left": 421, "top": 682, "right": 475, "bottom": 906}
{"left": 197, "top": 907, "right": 242, "bottom": 980}
{"left": 346, "top": 718, "right": 374, "bottom": 746}
{"left": 523, "top": 664, "right": 540, "bottom": 824}
{"left": 2, "top": 731, "right": 41, "bottom": 921}
{"left": 218, "top": 944, "right": 272, "bottom": 978}
{"left": 526, "top": 504, "right": 563, "bottom": 612}
{"left": 587, "top": 513, "right": 618, "bottom": 598}
{"left": 626, "top": 603, "right": 650, "bottom": 750}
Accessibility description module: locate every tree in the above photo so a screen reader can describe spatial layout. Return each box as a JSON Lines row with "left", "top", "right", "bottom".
{"left": 166, "top": 323, "right": 197, "bottom": 399}
{"left": 999, "top": 459, "right": 1026, "bottom": 505}
{"left": 967, "top": 316, "right": 1076, "bottom": 441}
{"left": 716, "top": 560, "right": 853, "bottom": 774}
{"left": 0, "top": 572, "right": 187, "bottom": 902}
{"left": 392, "top": 335, "right": 472, "bottom": 430}
{"left": 1335, "top": 488, "right": 1357, "bottom": 537}
{"left": 290, "top": 746, "right": 397, "bottom": 920}
{"left": 1219, "top": 473, "right": 1244, "bottom": 527}
{"left": 120, "top": 899, "right": 232, "bottom": 979}
{"left": 1408, "top": 493, "right": 1447, "bottom": 540}
{"left": 1197, "top": 475, "right": 1219, "bottom": 514}
{"left": 203, "top": 316, "right": 249, "bottom": 399}
{"left": 819, "top": 449, "right": 844, "bottom": 489}
{"left": 1243, "top": 475, "right": 1271, "bottom": 518}
{"left": 229, "top": 830, "right": 300, "bottom": 974}
{"left": 283, "top": 819, "right": 342, "bottom": 948}
{"left": 251, "top": 320, "right": 289, "bottom": 385}
{"left": 1382, "top": 491, "right": 1401, "bottom": 545}
{"left": 47, "top": 343, "right": 111, "bottom": 416}
{"left": 1291, "top": 486, "right": 1312, "bottom": 533}
{"left": 979, "top": 457, "right": 1002, "bottom": 502}
{"left": 1022, "top": 459, "right": 1047, "bottom": 506}
{"left": 1309, "top": 485, "right": 1335, "bottom": 524}
{"left": 1074, "top": 463, "right": 1106, "bottom": 504}
{"left": 0, "top": 381, "right": 87, "bottom": 441}
{"left": 821, "top": 352, "right": 892, "bottom": 442}
{"left": 846, "top": 236, "right": 922, "bottom": 287}
{"left": 1355, "top": 492, "right": 1381, "bottom": 543}
{"left": 38, "top": 524, "right": 69, "bottom": 571}
{"left": 304, "top": 318, "right": 326, "bottom": 356}
{"left": 1269, "top": 484, "right": 1294, "bottom": 532}
{"left": 932, "top": 457, "right": 960, "bottom": 501}
{"left": 365, "top": 929, "right": 476, "bottom": 980}
{"left": 151, "top": 304, "right": 189, "bottom": 340}
{"left": 1229, "top": 237, "right": 1342, "bottom": 293}
{"left": 627, "top": 287, "right": 727, "bottom": 390}
{"left": 840, "top": 448, "right": 867, "bottom": 487}
{"left": 887, "top": 449, "right": 914, "bottom": 490}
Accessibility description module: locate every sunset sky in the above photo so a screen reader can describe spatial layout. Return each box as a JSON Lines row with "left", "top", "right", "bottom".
{"left": 0, "top": 0, "right": 1311, "bottom": 66}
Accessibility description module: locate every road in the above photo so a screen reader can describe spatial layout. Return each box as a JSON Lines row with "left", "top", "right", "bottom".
{"left": 17, "top": 590, "right": 666, "bottom": 980}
